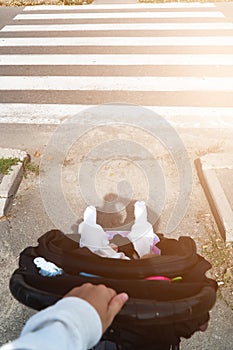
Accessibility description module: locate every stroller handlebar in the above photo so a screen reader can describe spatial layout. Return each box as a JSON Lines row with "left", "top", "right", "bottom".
{"left": 10, "top": 272, "right": 216, "bottom": 325}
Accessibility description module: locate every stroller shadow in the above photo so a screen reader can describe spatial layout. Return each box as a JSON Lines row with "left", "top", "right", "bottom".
{"left": 70, "top": 193, "right": 160, "bottom": 243}
{"left": 97, "top": 193, "right": 160, "bottom": 232}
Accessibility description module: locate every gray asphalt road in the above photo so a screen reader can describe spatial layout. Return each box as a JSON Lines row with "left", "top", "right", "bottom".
{"left": 1, "top": 123, "right": 233, "bottom": 349}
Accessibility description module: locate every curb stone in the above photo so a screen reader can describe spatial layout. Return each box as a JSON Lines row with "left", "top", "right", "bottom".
{"left": 0, "top": 148, "right": 28, "bottom": 218}
{"left": 195, "top": 153, "right": 233, "bottom": 243}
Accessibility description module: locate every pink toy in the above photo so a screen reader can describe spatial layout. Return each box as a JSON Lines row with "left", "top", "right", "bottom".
{"left": 145, "top": 276, "right": 171, "bottom": 281}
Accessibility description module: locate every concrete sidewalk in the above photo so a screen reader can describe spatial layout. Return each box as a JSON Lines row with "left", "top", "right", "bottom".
{"left": 0, "top": 122, "right": 233, "bottom": 349}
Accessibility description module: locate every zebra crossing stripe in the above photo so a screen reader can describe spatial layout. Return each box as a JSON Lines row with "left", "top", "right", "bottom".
{"left": 0, "top": 104, "right": 232, "bottom": 128}
{"left": 23, "top": 4, "right": 217, "bottom": 11}
{"left": 14, "top": 12, "right": 224, "bottom": 20}
{"left": 0, "top": 76, "right": 233, "bottom": 91}
{"left": 0, "top": 36, "right": 232, "bottom": 47}
{"left": 2, "top": 22, "right": 233, "bottom": 32}
{"left": 1, "top": 54, "right": 233, "bottom": 66}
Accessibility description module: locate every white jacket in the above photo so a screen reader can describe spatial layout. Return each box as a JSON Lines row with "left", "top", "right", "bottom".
{"left": 1, "top": 297, "right": 102, "bottom": 350}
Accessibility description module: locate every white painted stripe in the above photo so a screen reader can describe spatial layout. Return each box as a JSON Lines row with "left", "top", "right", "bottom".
{"left": 0, "top": 104, "right": 233, "bottom": 128}
{"left": 14, "top": 12, "right": 224, "bottom": 20}
{"left": 1, "top": 76, "right": 233, "bottom": 91}
{"left": 1, "top": 36, "right": 233, "bottom": 47}
{"left": 23, "top": 4, "right": 216, "bottom": 11}
{"left": 1, "top": 54, "right": 233, "bottom": 66}
{"left": 2, "top": 22, "right": 233, "bottom": 32}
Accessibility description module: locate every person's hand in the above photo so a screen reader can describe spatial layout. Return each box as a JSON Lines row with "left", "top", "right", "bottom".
{"left": 64, "top": 283, "right": 129, "bottom": 333}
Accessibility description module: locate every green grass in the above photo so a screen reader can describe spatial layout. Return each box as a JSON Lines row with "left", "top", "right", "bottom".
{"left": 0, "top": 157, "right": 20, "bottom": 175}
{"left": 0, "top": 157, "right": 39, "bottom": 177}
{"left": 22, "top": 158, "right": 40, "bottom": 177}
{"left": 0, "top": 0, "right": 93, "bottom": 6}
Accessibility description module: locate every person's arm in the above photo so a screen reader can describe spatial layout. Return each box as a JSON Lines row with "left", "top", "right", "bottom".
{"left": 1, "top": 297, "right": 102, "bottom": 350}
{"left": 1, "top": 283, "right": 128, "bottom": 350}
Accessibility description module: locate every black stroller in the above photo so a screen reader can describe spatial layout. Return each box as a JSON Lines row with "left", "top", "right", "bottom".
{"left": 10, "top": 229, "right": 217, "bottom": 350}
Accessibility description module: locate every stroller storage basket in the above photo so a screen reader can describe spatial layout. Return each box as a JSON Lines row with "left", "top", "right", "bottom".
{"left": 10, "top": 230, "right": 218, "bottom": 349}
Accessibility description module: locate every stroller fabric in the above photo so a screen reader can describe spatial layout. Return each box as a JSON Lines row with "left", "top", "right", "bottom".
{"left": 10, "top": 229, "right": 218, "bottom": 350}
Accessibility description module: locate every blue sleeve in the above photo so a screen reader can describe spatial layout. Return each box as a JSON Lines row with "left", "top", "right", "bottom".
{"left": 1, "top": 297, "right": 102, "bottom": 350}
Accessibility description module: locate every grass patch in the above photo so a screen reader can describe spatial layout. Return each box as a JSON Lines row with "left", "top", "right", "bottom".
{"left": 201, "top": 223, "right": 233, "bottom": 310}
{"left": 0, "top": 157, "right": 39, "bottom": 177}
{"left": 22, "top": 158, "right": 40, "bottom": 177}
{"left": 0, "top": 0, "right": 93, "bottom": 6}
{"left": 0, "top": 157, "right": 20, "bottom": 175}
